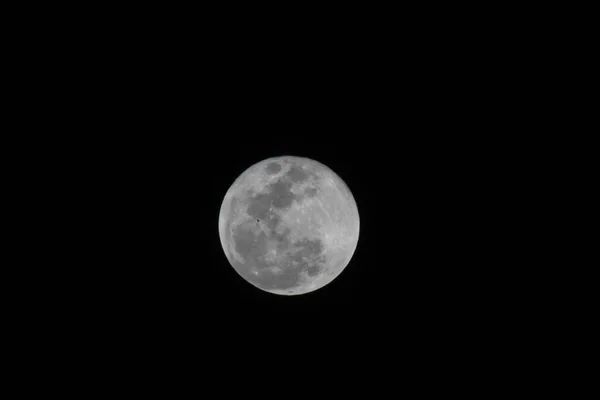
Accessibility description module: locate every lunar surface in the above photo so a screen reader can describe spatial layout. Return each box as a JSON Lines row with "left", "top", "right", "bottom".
{"left": 218, "top": 156, "right": 360, "bottom": 295}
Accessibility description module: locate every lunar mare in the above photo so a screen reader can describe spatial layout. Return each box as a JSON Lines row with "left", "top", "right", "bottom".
{"left": 219, "top": 156, "right": 359, "bottom": 295}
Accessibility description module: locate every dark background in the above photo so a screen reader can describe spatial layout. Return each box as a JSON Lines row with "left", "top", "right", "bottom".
{"left": 16, "top": 7, "right": 551, "bottom": 387}
{"left": 70, "top": 50, "right": 509, "bottom": 313}
{"left": 55, "top": 69, "right": 515, "bottom": 350}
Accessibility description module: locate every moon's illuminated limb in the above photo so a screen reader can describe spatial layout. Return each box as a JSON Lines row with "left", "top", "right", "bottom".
{"left": 218, "top": 156, "right": 359, "bottom": 295}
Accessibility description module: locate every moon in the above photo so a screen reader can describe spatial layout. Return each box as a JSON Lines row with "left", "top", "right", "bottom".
{"left": 218, "top": 156, "right": 360, "bottom": 295}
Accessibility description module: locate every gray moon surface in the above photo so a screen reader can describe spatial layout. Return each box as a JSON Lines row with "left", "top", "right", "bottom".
{"left": 218, "top": 156, "right": 360, "bottom": 295}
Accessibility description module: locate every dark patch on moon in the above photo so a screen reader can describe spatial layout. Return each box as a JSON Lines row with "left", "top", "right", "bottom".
{"left": 304, "top": 187, "right": 318, "bottom": 197}
{"left": 270, "top": 180, "right": 295, "bottom": 209}
{"left": 265, "top": 162, "right": 282, "bottom": 175}
{"left": 232, "top": 223, "right": 268, "bottom": 261}
{"left": 246, "top": 192, "right": 271, "bottom": 221}
{"left": 245, "top": 179, "right": 296, "bottom": 221}
{"left": 286, "top": 165, "right": 309, "bottom": 183}
{"left": 272, "top": 225, "right": 291, "bottom": 245}
{"left": 288, "top": 237, "right": 326, "bottom": 275}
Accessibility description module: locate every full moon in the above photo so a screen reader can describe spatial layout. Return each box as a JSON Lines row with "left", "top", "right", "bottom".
{"left": 218, "top": 156, "right": 360, "bottom": 295}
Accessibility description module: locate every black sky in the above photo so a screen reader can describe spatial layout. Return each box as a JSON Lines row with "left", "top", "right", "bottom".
{"left": 35, "top": 18, "right": 528, "bottom": 366}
